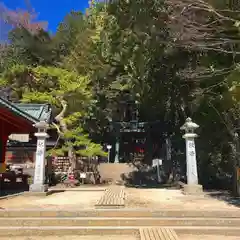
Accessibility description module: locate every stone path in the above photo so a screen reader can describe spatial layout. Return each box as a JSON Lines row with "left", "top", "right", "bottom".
{"left": 95, "top": 185, "right": 125, "bottom": 208}
{"left": 140, "top": 228, "right": 179, "bottom": 240}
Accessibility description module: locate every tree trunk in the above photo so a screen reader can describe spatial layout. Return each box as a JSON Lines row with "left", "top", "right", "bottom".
{"left": 165, "top": 137, "right": 174, "bottom": 183}
{"left": 55, "top": 98, "right": 76, "bottom": 171}
{"left": 229, "top": 142, "right": 240, "bottom": 197}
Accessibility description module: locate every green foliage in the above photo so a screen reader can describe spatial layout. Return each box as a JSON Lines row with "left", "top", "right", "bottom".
{"left": 8, "top": 28, "right": 57, "bottom": 66}
{"left": 0, "top": 64, "right": 106, "bottom": 158}
{"left": 2, "top": 0, "right": 240, "bottom": 190}
{"left": 53, "top": 11, "right": 87, "bottom": 60}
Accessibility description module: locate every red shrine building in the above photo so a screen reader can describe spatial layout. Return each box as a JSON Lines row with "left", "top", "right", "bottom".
{"left": 0, "top": 97, "right": 52, "bottom": 173}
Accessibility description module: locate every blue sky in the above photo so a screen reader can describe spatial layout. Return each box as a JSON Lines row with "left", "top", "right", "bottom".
{"left": 2, "top": 0, "right": 89, "bottom": 32}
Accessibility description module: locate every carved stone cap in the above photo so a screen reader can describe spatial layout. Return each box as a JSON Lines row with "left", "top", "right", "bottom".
{"left": 180, "top": 117, "right": 199, "bottom": 131}
{"left": 34, "top": 121, "right": 49, "bottom": 130}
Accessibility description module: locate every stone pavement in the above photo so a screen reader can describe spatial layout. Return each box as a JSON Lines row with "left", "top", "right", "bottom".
{"left": 140, "top": 228, "right": 179, "bottom": 240}
{"left": 95, "top": 185, "right": 125, "bottom": 208}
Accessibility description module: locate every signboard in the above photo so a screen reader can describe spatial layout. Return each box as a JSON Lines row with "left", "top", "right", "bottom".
{"left": 80, "top": 173, "right": 87, "bottom": 179}
{"left": 120, "top": 129, "right": 145, "bottom": 133}
{"left": 152, "top": 159, "right": 163, "bottom": 167}
{"left": 9, "top": 134, "right": 29, "bottom": 142}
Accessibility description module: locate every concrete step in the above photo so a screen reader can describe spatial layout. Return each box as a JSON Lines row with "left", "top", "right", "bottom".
{"left": 1, "top": 209, "right": 240, "bottom": 218}
{"left": 0, "top": 217, "right": 240, "bottom": 227}
{"left": 0, "top": 226, "right": 239, "bottom": 237}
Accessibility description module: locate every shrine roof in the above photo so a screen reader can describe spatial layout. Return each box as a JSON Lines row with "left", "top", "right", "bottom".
{"left": 0, "top": 97, "right": 52, "bottom": 124}
{"left": 15, "top": 103, "right": 52, "bottom": 123}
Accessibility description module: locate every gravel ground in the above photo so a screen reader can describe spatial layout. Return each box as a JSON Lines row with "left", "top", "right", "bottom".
{"left": 179, "top": 235, "right": 240, "bottom": 240}
{"left": 0, "top": 190, "right": 104, "bottom": 209}
{"left": 1, "top": 186, "right": 239, "bottom": 211}
{"left": 125, "top": 188, "right": 240, "bottom": 210}
{"left": 0, "top": 236, "right": 138, "bottom": 240}
{"left": 0, "top": 234, "right": 238, "bottom": 240}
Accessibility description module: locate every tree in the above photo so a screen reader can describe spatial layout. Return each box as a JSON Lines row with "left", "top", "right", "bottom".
{"left": 0, "top": 2, "right": 58, "bottom": 67}
{"left": 0, "top": 2, "right": 47, "bottom": 33}
{"left": 53, "top": 11, "right": 86, "bottom": 60}
{"left": 81, "top": 0, "right": 240, "bottom": 189}
{"left": 8, "top": 27, "right": 57, "bottom": 66}
{"left": 2, "top": 0, "right": 240, "bottom": 192}
{"left": 0, "top": 65, "right": 106, "bottom": 169}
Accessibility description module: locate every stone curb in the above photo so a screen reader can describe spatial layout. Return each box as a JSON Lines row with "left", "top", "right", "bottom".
{"left": 0, "top": 217, "right": 240, "bottom": 227}
{"left": 0, "top": 192, "right": 24, "bottom": 200}
{"left": 1, "top": 209, "right": 240, "bottom": 218}
{"left": 0, "top": 226, "right": 238, "bottom": 237}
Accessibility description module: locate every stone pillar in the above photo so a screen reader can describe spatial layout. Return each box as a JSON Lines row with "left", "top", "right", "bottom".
{"left": 183, "top": 133, "right": 198, "bottom": 185}
{"left": 181, "top": 118, "right": 203, "bottom": 195}
{"left": 30, "top": 122, "right": 49, "bottom": 193}
{"left": 114, "top": 138, "right": 119, "bottom": 163}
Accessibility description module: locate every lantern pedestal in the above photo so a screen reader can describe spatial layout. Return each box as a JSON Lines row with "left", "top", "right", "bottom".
{"left": 30, "top": 183, "right": 48, "bottom": 193}
{"left": 182, "top": 184, "right": 203, "bottom": 195}
{"left": 30, "top": 125, "right": 49, "bottom": 193}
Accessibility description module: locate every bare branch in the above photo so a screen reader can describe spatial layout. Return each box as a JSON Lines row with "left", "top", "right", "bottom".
{"left": 166, "top": 0, "right": 240, "bottom": 53}
{"left": 52, "top": 122, "right": 62, "bottom": 135}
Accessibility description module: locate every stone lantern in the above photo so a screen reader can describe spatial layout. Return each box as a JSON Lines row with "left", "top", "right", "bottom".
{"left": 180, "top": 117, "right": 203, "bottom": 194}
{"left": 30, "top": 121, "right": 49, "bottom": 193}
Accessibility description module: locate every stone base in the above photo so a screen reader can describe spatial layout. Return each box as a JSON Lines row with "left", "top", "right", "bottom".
{"left": 30, "top": 183, "right": 48, "bottom": 193}
{"left": 24, "top": 191, "right": 51, "bottom": 197}
{"left": 182, "top": 184, "right": 203, "bottom": 195}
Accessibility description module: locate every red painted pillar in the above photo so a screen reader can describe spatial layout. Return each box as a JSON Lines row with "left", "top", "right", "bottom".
{"left": 1, "top": 135, "right": 8, "bottom": 163}
{"left": 0, "top": 120, "right": 8, "bottom": 172}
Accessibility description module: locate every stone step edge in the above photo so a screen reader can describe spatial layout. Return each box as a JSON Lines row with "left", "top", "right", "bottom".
{"left": 1, "top": 209, "right": 240, "bottom": 218}
{"left": 1, "top": 208, "right": 238, "bottom": 212}
{"left": 0, "top": 217, "right": 239, "bottom": 220}
{"left": 0, "top": 226, "right": 239, "bottom": 236}
{"left": 1, "top": 208, "right": 239, "bottom": 212}
{"left": 0, "top": 217, "right": 240, "bottom": 228}
{"left": 0, "top": 226, "right": 239, "bottom": 230}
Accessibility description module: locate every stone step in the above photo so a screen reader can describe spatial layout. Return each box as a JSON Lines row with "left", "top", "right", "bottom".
{"left": 0, "top": 226, "right": 138, "bottom": 237}
{"left": 1, "top": 209, "right": 240, "bottom": 218}
{"left": 0, "top": 226, "right": 239, "bottom": 237}
{"left": 0, "top": 217, "right": 240, "bottom": 227}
